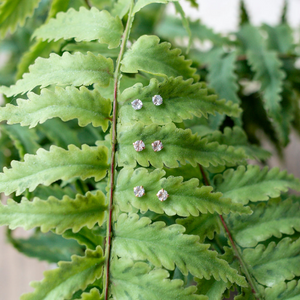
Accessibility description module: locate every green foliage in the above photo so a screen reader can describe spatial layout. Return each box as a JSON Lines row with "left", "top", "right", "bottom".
{"left": 0, "top": 1, "right": 299, "bottom": 300}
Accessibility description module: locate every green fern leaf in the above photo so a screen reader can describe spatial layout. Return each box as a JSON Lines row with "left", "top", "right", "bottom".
{"left": 79, "top": 288, "right": 102, "bottom": 300}
{"left": 0, "top": 86, "right": 111, "bottom": 130}
{"left": 265, "top": 280, "right": 300, "bottom": 300}
{"left": 227, "top": 199, "right": 300, "bottom": 247}
{"left": 195, "top": 278, "right": 231, "bottom": 298}
{"left": 0, "top": 52, "right": 114, "bottom": 97}
{"left": 0, "top": 191, "right": 106, "bottom": 234}
{"left": 176, "top": 213, "right": 221, "bottom": 242}
{"left": 119, "top": 77, "right": 241, "bottom": 125}
{"left": 117, "top": 123, "right": 246, "bottom": 168}
{"left": 21, "top": 247, "right": 104, "bottom": 300}
{"left": 234, "top": 288, "right": 257, "bottom": 300}
{"left": 133, "top": 0, "right": 178, "bottom": 15}
{"left": 113, "top": 214, "right": 246, "bottom": 285}
{"left": 16, "top": 39, "right": 62, "bottom": 80}
{"left": 111, "top": 0, "right": 131, "bottom": 18}
{"left": 121, "top": 35, "right": 199, "bottom": 81}
{"left": 33, "top": 7, "right": 123, "bottom": 49}
{"left": 1, "top": 124, "right": 40, "bottom": 157}
{"left": 115, "top": 168, "right": 250, "bottom": 216}
{"left": 48, "top": 0, "right": 70, "bottom": 19}
{"left": 111, "top": 258, "right": 208, "bottom": 300}
{"left": 206, "top": 127, "right": 271, "bottom": 160}
{"left": 7, "top": 230, "right": 83, "bottom": 263}
{"left": 0, "top": 0, "right": 41, "bottom": 38}
{"left": 243, "top": 237, "right": 300, "bottom": 287}
{"left": 0, "top": 144, "right": 108, "bottom": 195}
{"left": 63, "top": 227, "right": 103, "bottom": 250}
{"left": 214, "top": 165, "right": 300, "bottom": 205}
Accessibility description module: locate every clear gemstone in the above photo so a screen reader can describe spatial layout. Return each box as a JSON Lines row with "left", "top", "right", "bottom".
{"left": 151, "top": 140, "right": 163, "bottom": 152}
{"left": 133, "top": 140, "right": 145, "bottom": 152}
{"left": 156, "top": 189, "right": 169, "bottom": 201}
{"left": 131, "top": 99, "right": 143, "bottom": 110}
{"left": 152, "top": 95, "right": 163, "bottom": 106}
{"left": 134, "top": 186, "right": 145, "bottom": 197}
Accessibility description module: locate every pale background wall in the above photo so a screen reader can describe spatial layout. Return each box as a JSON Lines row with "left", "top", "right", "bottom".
{"left": 1, "top": 0, "right": 300, "bottom": 299}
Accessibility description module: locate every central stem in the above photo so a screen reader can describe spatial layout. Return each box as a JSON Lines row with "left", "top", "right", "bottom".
{"left": 104, "top": 3, "right": 134, "bottom": 300}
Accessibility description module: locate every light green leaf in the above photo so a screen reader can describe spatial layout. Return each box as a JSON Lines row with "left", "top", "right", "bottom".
{"left": 0, "top": 191, "right": 106, "bottom": 233}
{"left": 121, "top": 35, "right": 198, "bottom": 81}
{"left": 119, "top": 77, "right": 241, "bottom": 125}
{"left": 1, "top": 124, "right": 40, "bottom": 157}
{"left": 206, "top": 127, "right": 271, "bottom": 160}
{"left": 111, "top": 258, "right": 208, "bottom": 300}
{"left": 133, "top": 0, "right": 178, "bottom": 15}
{"left": 117, "top": 123, "right": 247, "bottom": 168}
{"left": 21, "top": 247, "right": 104, "bottom": 300}
{"left": 7, "top": 230, "right": 83, "bottom": 263}
{"left": 48, "top": 0, "right": 70, "bottom": 20}
{"left": 0, "top": 0, "right": 41, "bottom": 37}
{"left": 31, "top": 184, "right": 76, "bottom": 199}
{"left": 79, "top": 288, "right": 103, "bottom": 300}
{"left": 177, "top": 213, "right": 221, "bottom": 242}
{"left": 33, "top": 7, "right": 123, "bottom": 49}
{"left": 63, "top": 227, "right": 104, "bottom": 250}
{"left": 0, "top": 52, "right": 114, "bottom": 97}
{"left": 214, "top": 165, "right": 300, "bottom": 205}
{"left": 111, "top": 0, "right": 131, "bottom": 18}
{"left": 0, "top": 86, "right": 111, "bottom": 130}
{"left": 115, "top": 168, "right": 250, "bottom": 216}
{"left": 16, "top": 39, "right": 62, "bottom": 80}
{"left": 243, "top": 237, "right": 300, "bottom": 287}
{"left": 227, "top": 198, "right": 300, "bottom": 247}
{"left": 113, "top": 214, "right": 247, "bottom": 285}
{"left": 265, "top": 280, "right": 300, "bottom": 300}
{"left": 0, "top": 144, "right": 109, "bottom": 195}
{"left": 234, "top": 288, "right": 257, "bottom": 300}
{"left": 195, "top": 277, "right": 231, "bottom": 299}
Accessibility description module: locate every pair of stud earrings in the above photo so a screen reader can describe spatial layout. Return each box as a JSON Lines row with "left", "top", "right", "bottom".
{"left": 133, "top": 140, "right": 163, "bottom": 152}
{"left": 133, "top": 186, "right": 169, "bottom": 202}
{"left": 131, "top": 95, "right": 163, "bottom": 110}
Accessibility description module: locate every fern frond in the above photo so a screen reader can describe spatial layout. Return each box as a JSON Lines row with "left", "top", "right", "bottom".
{"left": 117, "top": 123, "right": 247, "bottom": 168}
{"left": 113, "top": 214, "right": 246, "bottom": 285}
{"left": 48, "top": 0, "right": 70, "bottom": 20}
{"left": 206, "top": 127, "right": 271, "bottom": 160}
{"left": 121, "top": 35, "right": 199, "bottom": 81}
{"left": 177, "top": 213, "right": 221, "bottom": 242}
{"left": 79, "top": 288, "right": 103, "bottom": 300}
{"left": 0, "top": 0, "right": 41, "bottom": 38}
{"left": 132, "top": 0, "right": 178, "bottom": 15}
{"left": 214, "top": 165, "right": 300, "bottom": 205}
{"left": 118, "top": 77, "right": 241, "bottom": 125}
{"left": 195, "top": 278, "right": 231, "bottom": 299}
{"left": 115, "top": 168, "right": 250, "bottom": 216}
{"left": 110, "top": 258, "right": 208, "bottom": 300}
{"left": 227, "top": 198, "right": 300, "bottom": 247}
{"left": 265, "top": 280, "right": 300, "bottom": 300}
{"left": 33, "top": 7, "right": 123, "bottom": 49}
{"left": 21, "top": 247, "right": 104, "bottom": 300}
{"left": 243, "top": 237, "right": 300, "bottom": 287}
{"left": 0, "top": 191, "right": 106, "bottom": 234}
{"left": 0, "top": 86, "right": 112, "bottom": 130}
{"left": 0, "top": 52, "right": 114, "bottom": 97}
{"left": 0, "top": 144, "right": 109, "bottom": 195}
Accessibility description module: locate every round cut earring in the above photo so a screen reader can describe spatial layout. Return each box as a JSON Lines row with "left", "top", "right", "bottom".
{"left": 152, "top": 140, "right": 163, "bottom": 152}
{"left": 152, "top": 95, "right": 163, "bottom": 106}
{"left": 156, "top": 189, "right": 169, "bottom": 201}
{"left": 133, "top": 140, "right": 145, "bottom": 152}
{"left": 134, "top": 186, "right": 145, "bottom": 197}
{"left": 131, "top": 99, "right": 143, "bottom": 110}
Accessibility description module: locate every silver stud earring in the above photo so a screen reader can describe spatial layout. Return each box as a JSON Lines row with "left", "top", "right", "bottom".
{"left": 131, "top": 99, "right": 143, "bottom": 110}
{"left": 134, "top": 186, "right": 145, "bottom": 197}
{"left": 152, "top": 140, "right": 163, "bottom": 152}
{"left": 133, "top": 140, "right": 145, "bottom": 152}
{"left": 156, "top": 189, "right": 169, "bottom": 201}
{"left": 152, "top": 95, "right": 163, "bottom": 106}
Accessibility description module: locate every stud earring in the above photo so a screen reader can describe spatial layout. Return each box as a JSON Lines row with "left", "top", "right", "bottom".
{"left": 133, "top": 140, "right": 145, "bottom": 152}
{"left": 134, "top": 186, "right": 145, "bottom": 197}
{"left": 152, "top": 140, "right": 163, "bottom": 152}
{"left": 152, "top": 95, "right": 163, "bottom": 106}
{"left": 156, "top": 189, "right": 169, "bottom": 201}
{"left": 131, "top": 99, "right": 143, "bottom": 110}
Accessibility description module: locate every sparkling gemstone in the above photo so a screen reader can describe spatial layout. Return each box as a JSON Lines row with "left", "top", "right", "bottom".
{"left": 156, "top": 189, "right": 169, "bottom": 201}
{"left": 131, "top": 99, "right": 143, "bottom": 110}
{"left": 133, "top": 140, "right": 145, "bottom": 152}
{"left": 152, "top": 95, "right": 163, "bottom": 106}
{"left": 134, "top": 186, "right": 145, "bottom": 197}
{"left": 151, "top": 140, "right": 163, "bottom": 152}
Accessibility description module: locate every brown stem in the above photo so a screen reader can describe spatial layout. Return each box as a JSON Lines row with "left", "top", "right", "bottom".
{"left": 198, "top": 164, "right": 261, "bottom": 299}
